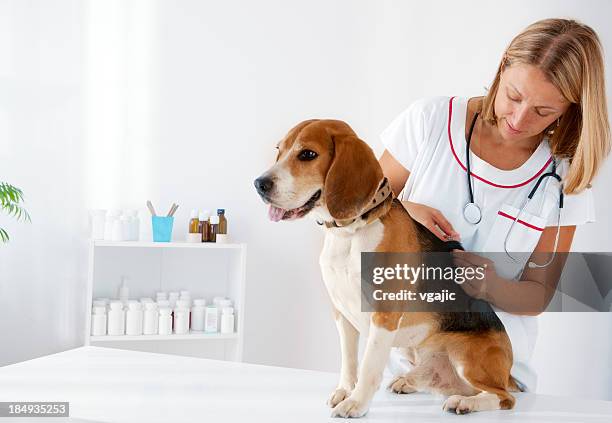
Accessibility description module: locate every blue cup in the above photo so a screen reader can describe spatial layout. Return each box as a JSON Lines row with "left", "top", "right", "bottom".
{"left": 152, "top": 216, "right": 174, "bottom": 242}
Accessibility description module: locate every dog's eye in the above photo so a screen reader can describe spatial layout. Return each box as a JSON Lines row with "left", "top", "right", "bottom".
{"left": 298, "top": 149, "right": 318, "bottom": 161}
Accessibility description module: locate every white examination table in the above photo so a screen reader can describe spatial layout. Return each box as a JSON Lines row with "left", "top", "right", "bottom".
{"left": 0, "top": 346, "right": 610, "bottom": 422}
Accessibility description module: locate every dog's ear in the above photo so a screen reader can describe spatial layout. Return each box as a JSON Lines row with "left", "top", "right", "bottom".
{"left": 324, "top": 129, "right": 383, "bottom": 220}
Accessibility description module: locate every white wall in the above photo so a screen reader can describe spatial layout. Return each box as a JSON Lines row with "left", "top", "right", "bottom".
{"left": 0, "top": 0, "right": 86, "bottom": 365}
{"left": 1, "top": 0, "right": 611, "bottom": 401}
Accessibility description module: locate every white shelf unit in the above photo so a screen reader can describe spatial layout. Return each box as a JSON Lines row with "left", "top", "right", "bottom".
{"left": 85, "top": 240, "right": 247, "bottom": 362}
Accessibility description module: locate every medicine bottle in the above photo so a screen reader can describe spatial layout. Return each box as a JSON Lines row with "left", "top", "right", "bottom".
{"left": 158, "top": 307, "right": 172, "bottom": 335}
{"left": 126, "top": 301, "right": 143, "bottom": 335}
{"left": 104, "top": 210, "right": 120, "bottom": 240}
{"left": 200, "top": 210, "right": 211, "bottom": 242}
{"left": 217, "top": 209, "right": 227, "bottom": 235}
{"left": 209, "top": 215, "right": 219, "bottom": 242}
{"left": 107, "top": 301, "right": 125, "bottom": 336}
{"left": 126, "top": 209, "right": 140, "bottom": 241}
{"left": 175, "top": 298, "right": 191, "bottom": 330}
{"left": 191, "top": 299, "right": 207, "bottom": 332}
{"left": 205, "top": 305, "right": 218, "bottom": 333}
{"left": 112, "top": 216, "right": 125, "bottom": 241}
{"left": 179, "top": 292, "right": 192, "bottom": 327}
{"left": 143, "top": 302, "right": 159, "bottom": 335}
{"left": 220, "top": 307, "right": 234, "bottom": 334}
{"left": 91, "top": 305, "right": 107, "bottom": 336}
{"left": 120, "top": 215, "right": 130, "bottom": 241}
{"left": 216, "top": 298, "right": 232, "bottom": 324}
{"left": 189, "top": 209, "right": 199, "bottom": 233}
{"left": 174, "top": 302, "right": 190, "bottom": 334}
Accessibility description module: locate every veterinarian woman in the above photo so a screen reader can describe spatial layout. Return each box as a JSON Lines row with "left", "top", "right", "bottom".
{"left": 379, "top": 18, "right": 610, "bottom": 393}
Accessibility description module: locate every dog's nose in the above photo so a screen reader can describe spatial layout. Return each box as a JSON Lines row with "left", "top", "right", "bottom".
{"left": 254, "top": 176, "right": 274, "bottom": 195}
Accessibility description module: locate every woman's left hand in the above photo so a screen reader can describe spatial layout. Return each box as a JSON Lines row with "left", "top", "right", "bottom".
{"left": 451, "top": 250, "right": 501, "bottom": 302}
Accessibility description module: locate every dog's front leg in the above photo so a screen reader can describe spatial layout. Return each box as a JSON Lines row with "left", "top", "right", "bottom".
{"left": 331, "top": 313, "right": 398, "bottom": 418}
{"left": 327, "top": 310, "right": 359, "bottom": 408}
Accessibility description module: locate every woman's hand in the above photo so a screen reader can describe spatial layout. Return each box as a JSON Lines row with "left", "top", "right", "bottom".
{"left": 401, "top": 201, "right": 460, "bottom": 241}
{"left": 451, "top": 250, "right": 504, "bottom": 302}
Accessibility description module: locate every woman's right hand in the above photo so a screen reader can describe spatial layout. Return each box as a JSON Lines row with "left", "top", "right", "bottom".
{"left": 378, "top": 150, "right": 460, "bottom": 242}
{"left": 401, "top": 201, "right": 460, "bottom": 242}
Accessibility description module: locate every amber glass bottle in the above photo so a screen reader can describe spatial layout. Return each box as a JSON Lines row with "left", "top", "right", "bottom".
{"left": 217, "top": 209, "right": 227, "bottom": 235}
{"left": 199, "top": 211, "right": 210, "bottom": 242}
{"left": 188, "top": 210, "right": 199, "bottom": 233}
{"left": 209, "top": 215, "right": 219, "bottom": 242}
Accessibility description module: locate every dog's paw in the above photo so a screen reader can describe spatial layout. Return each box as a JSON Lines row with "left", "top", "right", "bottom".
{"left": 442, "top": 395, "right": 476, "bottom": 415}
{"left": 387, "top": 375, "right": 416, "bottom": 394}
{"left": 327, "top": 388, "right": 350, "bottom": 408}
{"left": 331, "top": 397, "right": 369, "bottom": 418}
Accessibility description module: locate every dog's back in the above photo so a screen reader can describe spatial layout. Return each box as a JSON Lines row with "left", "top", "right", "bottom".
{"left": 379, "top": 199, "right": 506, "bottom": 333}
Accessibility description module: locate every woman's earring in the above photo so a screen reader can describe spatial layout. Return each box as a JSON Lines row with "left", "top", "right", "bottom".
{"left": 547, "top": 117, "right": 561, "bottom": 136}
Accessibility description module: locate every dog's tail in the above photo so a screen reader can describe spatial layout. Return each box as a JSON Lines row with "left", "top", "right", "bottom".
{"left": 443, "top": 240, "right": 464, "bottom": 251}
{"left": 508, "top": 376, "right": 523, "bottom": 392}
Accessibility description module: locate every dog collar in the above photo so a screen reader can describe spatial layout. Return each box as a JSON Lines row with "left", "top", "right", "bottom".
{"left": 318, "top": 177, "right": 392, "bottom": 228}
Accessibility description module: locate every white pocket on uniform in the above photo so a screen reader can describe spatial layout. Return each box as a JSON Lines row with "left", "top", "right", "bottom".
{"left": 483, "top": 203, "right": 546, "bottom": 252}
{"left": 482, "top": 204, "right": 547, "bottom": 279}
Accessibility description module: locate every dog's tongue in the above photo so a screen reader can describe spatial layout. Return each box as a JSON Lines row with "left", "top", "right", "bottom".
{"left": 268, "top": 205, "right": 286, "bottom": 222}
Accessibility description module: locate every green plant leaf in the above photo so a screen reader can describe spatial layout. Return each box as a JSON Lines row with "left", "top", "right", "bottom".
{"left": 0, "top": 182, "right": 30, "bottom": 242}
{"left": 0, "top": 228, "right": 9, "bottom": 243}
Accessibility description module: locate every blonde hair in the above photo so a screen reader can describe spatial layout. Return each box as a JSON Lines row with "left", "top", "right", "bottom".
{"left": 481, "top": 18, "right": 610, "bottom": 194}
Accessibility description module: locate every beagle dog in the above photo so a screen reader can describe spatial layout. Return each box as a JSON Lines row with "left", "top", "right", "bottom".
{"left": 254, "top": 120, "right": 519, "bottom": 416}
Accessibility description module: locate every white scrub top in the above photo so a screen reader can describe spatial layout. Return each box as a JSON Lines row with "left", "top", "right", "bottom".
{"left": 381, "top": 96, "right": 595, "bottom": 392}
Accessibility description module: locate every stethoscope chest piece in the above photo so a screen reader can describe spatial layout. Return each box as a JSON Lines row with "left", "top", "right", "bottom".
{"left": 463, "top": 202, "right": 482, "bottom": 224}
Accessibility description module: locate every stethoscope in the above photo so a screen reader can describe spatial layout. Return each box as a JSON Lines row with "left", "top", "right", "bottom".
{"left": 463, "top": 112, "right": 564, "bottom": 268}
